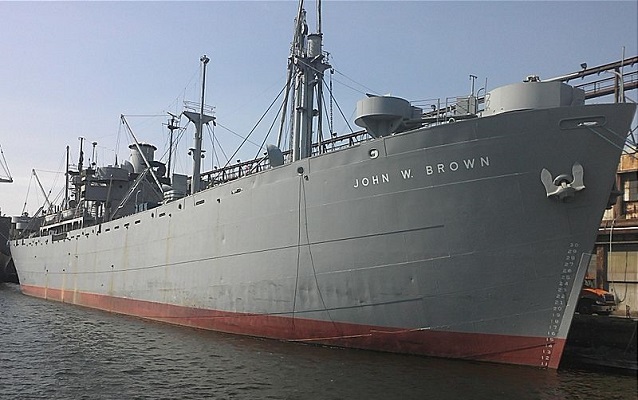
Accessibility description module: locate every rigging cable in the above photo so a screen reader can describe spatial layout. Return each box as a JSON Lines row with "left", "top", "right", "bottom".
{"left": 278, "top": 55, "right": 295, "bottom": 150}
{"left": 215, "top": 123, "right": 263, "bottom": 148}
{"left": 21, "top": 174, "right": 34, "bottom": 215}
{"left": 587, "top": 126, "right": 638, "bottom": 159}
{"left": 211, "top": 129, "right": 230, "bottom": 167}
{"left": 206, "top": 122, "right": 216, "bottom": 171}
{"left": 299, "top": 172, "right": 341, "bottom": 336}
{"left": 0, "top": 145, "right": 12, "bottom": 180}
{"left": 115, "top": 120, "right": 123, "bottom": 165}
{"left": 321, "top": 74, "right": 355, "bottom": 134}
{"left": 34, "top": 152, "right": 68, "bottom": 213}
{"left": 626, "top": 124, "right": 638, "bottom": 150}
{"left": 170, "top": 126, "right": 188, "bottom": 176}
{"left": 165, "top": 66, "right": 201, "bottom": 118}
{"left": 253, "top": 95, "right": 290, "bottom": 162}
{"left": 222, "top": 84, "right": 288, "bottom": 169}
{"left": 329, "top": 66, "right": 334, "bottom": 138}
{"left": 329, "top": 63, "right": 379, "bottom": 96}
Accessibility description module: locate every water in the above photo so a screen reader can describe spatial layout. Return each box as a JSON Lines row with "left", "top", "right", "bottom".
{"left": 1, "top": 283, "right": 635, "bottom": 400}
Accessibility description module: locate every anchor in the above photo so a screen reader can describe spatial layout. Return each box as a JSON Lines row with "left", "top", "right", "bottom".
{"left": 540, "top": 162, "right": 585, "bottom": 200}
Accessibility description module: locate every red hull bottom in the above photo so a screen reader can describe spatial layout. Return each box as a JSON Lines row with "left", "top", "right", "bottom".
{"left": 22, "top": 284, "right": 565, "bottom": 369}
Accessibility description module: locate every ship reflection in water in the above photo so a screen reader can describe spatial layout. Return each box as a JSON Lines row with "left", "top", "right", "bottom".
{"left": 1, "top": 284, "right": 634, "bottom": 400}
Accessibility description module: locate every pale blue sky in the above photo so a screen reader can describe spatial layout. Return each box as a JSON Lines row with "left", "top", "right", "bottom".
{"left": 1, "top": 1, "right": 637, "bottom": 216}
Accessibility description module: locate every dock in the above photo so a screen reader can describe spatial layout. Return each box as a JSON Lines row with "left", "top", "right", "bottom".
{"left": 562, "top": 314, "right": 637, "bottom": 373}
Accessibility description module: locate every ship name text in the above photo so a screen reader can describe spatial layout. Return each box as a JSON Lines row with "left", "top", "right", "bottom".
{"left": 353, "top": 156, "right": 491, "bottom": 189}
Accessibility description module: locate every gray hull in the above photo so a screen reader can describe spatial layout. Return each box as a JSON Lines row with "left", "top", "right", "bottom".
{"left": 11, "top": 103, "right": 636, "bottom": 368}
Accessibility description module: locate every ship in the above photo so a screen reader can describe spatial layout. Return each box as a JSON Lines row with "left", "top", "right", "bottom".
{"left": 8, "top": 1, "right": 637, "bottom": 368}
{"left": 0, "top": 144, "right": 17, "bottom": 283}
{"left": 0, "top": 215, "right": 18, "bottom": 283}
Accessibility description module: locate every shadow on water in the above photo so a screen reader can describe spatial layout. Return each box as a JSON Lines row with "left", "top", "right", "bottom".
{"left": 1, "top": 283, "right": 636, "bottom": 400}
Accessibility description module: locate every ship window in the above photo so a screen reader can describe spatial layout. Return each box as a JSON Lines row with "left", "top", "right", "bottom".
{"left": 114, "top": 226, "right": 120, "bottom": 230}
{"left": 159, "top": 212, "right": 166, "bottom": 217}
{"left": 105, "top": 228, "right": 110, "bottom": 232}
{"left": 623, "top": 176, "right": 638, "bottom": 201}
{"left": 195, "top": 199, "right": 205, "bottom": 206}
{"left": 623, "top": 174, "right": 638, "bottom": 219}
{"left": 135, "top": 220, "right": 141, "bottom": 224}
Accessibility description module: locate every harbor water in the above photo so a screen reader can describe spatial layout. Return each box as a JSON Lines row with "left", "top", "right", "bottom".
{"left": 1, "top": 283, "right": 635, "bottom": 400}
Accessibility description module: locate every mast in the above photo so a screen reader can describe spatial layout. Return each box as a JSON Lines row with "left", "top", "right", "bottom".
{"left": 64, "top": 145, "right": 69, "bottom": 208}
{"left": 75, "top": 137, "right": 85, "bottom": 206}
{"left": 290, "top": 0, "right": 331, "bottom": 161}
{"left": 91, "top": 141, "right": 98, "bottom": 167}
{"left": 194, "top": 55, "right": 209, "bottom": 193}
{"left": 184, "top": 55, "right": 215, "bottom": 195}
{"left": 315, "top": 6, "right": 325, "bottom": 153}
{"left": 77, "top": 137, "right": 85, "bottom": 173}
{"left": 166, "top": 113, "right": 180, "bottom": 178}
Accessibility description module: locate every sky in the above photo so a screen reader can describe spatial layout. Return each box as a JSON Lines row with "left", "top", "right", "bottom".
{"left": 0, "top": 0, "right": 637, "bottom": 217}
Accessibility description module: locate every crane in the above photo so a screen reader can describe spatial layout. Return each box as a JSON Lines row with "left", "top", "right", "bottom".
{"left": 0, "top": 145, "right": 12, "bottom": 183}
